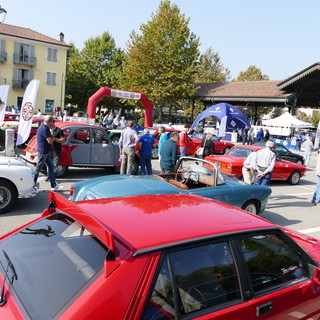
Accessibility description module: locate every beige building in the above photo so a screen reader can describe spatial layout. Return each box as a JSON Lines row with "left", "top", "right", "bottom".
{"left": 0, "top": 23, "right": 70, "bottom": 113}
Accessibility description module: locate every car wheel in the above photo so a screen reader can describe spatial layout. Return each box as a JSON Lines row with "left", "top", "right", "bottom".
{"left": 55, "top": 165, "right": 68, "bottom": 178}
{"left": 131, "top": 157, "right": 139, "bottom": 175}
{"left": 242, "top": 200, "right": 258, "bottom": 215}
{"left": 0, "top": 180, "right": 17, "bottom": 214}
{"left": 296, "top": 159, "right": 303, "bottom": 165}
{"left": 151, "top": 147, "right": 159, "bottom": 159}
{"left": 223, "top": 147, "right": 230, "bottom": 154}
{"left": 288, "top": 170, "right": 300, "bottom": 185}
{"left": 111, "top": 135, "right": 120, "bottom": 145}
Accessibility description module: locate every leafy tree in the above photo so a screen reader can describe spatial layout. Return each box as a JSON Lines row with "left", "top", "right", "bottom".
{"left": 196, "top": 47, "right": 230, "bottom": 83}
{"left": 310, "top": 110, "right": 320, "bottom": 128}
{"left": 235, "top": 65, "right": 269, "bottom": 81}
{"left": 65, "top": 33, "right": 126, "bottom": 112}
{"left": 122, "top": 0, "right": 200, "bottom": 120}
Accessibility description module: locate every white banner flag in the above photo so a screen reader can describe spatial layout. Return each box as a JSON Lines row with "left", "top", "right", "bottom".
{"left": 315, "top": 120, "right": 320, "bottom": 150}
{"left": 16, "top": 79, "right": 40, "bottom": 145}
{"left": 0, "top": 85, "right": 9, "bottom": 127}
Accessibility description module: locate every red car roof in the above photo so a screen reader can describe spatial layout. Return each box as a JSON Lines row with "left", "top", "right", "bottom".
{"left": 50, "top": 192, "right": 274, "bottom": 254}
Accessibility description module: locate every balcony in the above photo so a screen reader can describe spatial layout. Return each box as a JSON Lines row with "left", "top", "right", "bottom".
{"left": 0, "top": 52, "right": 6, "bottom": 63}
{"left": 13, "top": 54, "right": 37, "bottom": 67}
{"left": 12, "top": 79, "right": 30, "bottom": 90}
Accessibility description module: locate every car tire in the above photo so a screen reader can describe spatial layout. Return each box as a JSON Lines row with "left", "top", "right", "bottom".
{"left": 151, "top": 147, "right": 159, "bottom": 159}
{"left": 0, "top": 180, "right": 17, "bottom": 214}
{"left": 287, "top": 170, "right": 300, "bottom": 185}
{"left": 242, "top": 200, "right": 258, "bottom": 215}
{"left": 223, "top": 147, "right": 230, "bottom": 154}
{"left": 131, "top": 157, "right": 140, "bottom": 175}
{"left": 111, "top": 135, "right": 120, "bottom": 145}
{"left": 296, "top": 159, "right": 303, "bottom": 165}
{"left": 55, "top": 165, "right": 68, "bottom": 178}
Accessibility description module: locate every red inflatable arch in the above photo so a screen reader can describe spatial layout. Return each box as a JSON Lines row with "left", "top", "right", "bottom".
{"left": 87, "top": 87, "right": 153, "bottom": 127}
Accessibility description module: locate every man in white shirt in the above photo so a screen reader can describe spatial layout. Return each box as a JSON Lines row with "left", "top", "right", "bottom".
{"left": 253, "top": 140, "right": 276, "bottom": 186}
{"left": 302, "top": 135, "right": 313, "bottom": 167}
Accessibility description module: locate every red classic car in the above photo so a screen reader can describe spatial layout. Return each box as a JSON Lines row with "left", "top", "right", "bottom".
{"left": 20, "top": 122, "right": 138, "bottom": 177}
{"left": 0, "top": 191, "right": 320, "bottom": 319}
{"left": 206, "top": 144, "right": 306, "bottom": 185}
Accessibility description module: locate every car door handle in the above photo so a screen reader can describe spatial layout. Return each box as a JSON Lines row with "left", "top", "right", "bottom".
{"left": 256, "top": 302, "right": 273, "bottom": 317}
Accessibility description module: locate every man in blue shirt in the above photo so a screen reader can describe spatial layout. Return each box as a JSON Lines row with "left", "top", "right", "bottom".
{"left": 34, "top": 115, "right": 63, "bottom": 191}
{"left": 138, "top": 128, "right": 156, "bottom": 175}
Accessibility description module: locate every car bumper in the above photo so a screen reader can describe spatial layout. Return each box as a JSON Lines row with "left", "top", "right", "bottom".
{"left": 18, "top": 183, "right": 39, "bottom": 199}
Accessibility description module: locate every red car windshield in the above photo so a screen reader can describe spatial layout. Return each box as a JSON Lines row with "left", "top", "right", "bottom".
{"left": 0, "top": 213, "right": 108, "bottom": 320}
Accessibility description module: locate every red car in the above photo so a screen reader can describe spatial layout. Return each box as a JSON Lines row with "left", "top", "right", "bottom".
{"left": 206, "top": 144, "right": 306, "bottom": 185}
{"left": 0, "top": 191, "right": 320, "bottom": 319}
{"left": 4, "top": 113, "right": 19, "bottom": 121}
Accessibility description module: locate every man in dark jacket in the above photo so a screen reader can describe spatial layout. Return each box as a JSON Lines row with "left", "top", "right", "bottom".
{"left": 160, "top": 132, "right": 179, "bottom": 174}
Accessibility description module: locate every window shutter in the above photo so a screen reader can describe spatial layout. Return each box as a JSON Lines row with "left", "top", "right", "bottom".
{"left": 53, "top": 49, "right": 57, "bottom": 62}
{"left": 52, "top": 73, "right": 56, "bottom": 85}
{"left": 29, "top": 70, "right": 34, "bottom": 80}
{"left": 14, "top": 42, "right": 19, "bottom": 63}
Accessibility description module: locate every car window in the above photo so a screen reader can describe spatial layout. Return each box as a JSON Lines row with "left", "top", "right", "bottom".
{"left": 237, "top": 233, "right": 310, "bottom": 295}
{"left": 275, "top": 145, "right": 287, "bottom": 153}
{"left": 144, "top": 241, "right": 241, "bottom": 318}
{"left": 92, "top": 128, "right": 110, "bottom": 144}
{"left": 0, "top": 213, "right": 109, "bottom": 320}
{"left": 226, "top": 147, "right": 252, "bottom": 158}
{"left": 70, "top": 129, "right": 90, "bottom": 144}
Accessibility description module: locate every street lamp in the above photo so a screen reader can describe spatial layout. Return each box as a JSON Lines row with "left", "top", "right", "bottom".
{"left": 0, "top": 5, "right": 7, "bottom": 23}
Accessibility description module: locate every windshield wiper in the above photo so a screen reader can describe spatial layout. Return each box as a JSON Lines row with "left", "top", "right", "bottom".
{"left": 0, "top": 250, "right": 18, "bottom": 306}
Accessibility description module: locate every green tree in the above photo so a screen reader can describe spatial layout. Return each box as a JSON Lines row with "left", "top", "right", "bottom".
{"left": 235, "top": 65, "right": 269, "bottom": 81}
{"left": 66, "top": 33, "right": 125, "bottom": 112}
{"left": 310, "top": 110, "right": 320, "bottom": 127}
{"left": 196, "top": 47, "right": 230, "bottom": 83}
{"left": 122, "top": 0, "right": 200, "bottom": 120}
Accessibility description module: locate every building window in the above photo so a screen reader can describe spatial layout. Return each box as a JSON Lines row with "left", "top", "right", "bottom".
{"left": 45, "top": 99, "right": 55, "bottom": 113}
{"left": 12, "top": 68, "right": 33, "bottom": 89}
{"left": 14, "top": 42, "right": 36, "bottom": 66}
{"left": 46, "top": 72, "right": 57, "bottom": 85}
{"left": 47, "top": 48, "right": 57, "bottom": 62}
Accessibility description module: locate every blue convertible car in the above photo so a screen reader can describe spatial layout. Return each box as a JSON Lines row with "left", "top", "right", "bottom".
{"left": 69, "top": 157, "right": 272, "bottom": 214}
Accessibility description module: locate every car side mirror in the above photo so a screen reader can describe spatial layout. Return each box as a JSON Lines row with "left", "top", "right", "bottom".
{"left": 308, "top": 264, "right": 320, "bottom": 284}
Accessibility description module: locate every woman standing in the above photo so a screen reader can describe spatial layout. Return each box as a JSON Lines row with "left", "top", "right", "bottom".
{"left": 201, "top": 133, "right": 214, "bottom": 158}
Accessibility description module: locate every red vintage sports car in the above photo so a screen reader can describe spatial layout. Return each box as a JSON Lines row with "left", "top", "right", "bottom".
{"left": 0, "top": 192, "right": 320, "bottom": 319}
{"left": 205, "top": 144, "right": 306, "bottom": 185}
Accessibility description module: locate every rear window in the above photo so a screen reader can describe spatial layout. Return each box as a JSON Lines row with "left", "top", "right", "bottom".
{"left": 0, "top": 213, "right": 109, "bottom": 320}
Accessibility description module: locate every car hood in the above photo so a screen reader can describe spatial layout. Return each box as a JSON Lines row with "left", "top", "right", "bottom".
{"left": 207, "top": 155, "right": 242, "bottom": 163}
{"left": 73, "top": 175, "right": 181, "bottom": 201}
{"left": 0, "top": 156, "right": 27, "bottom": 167}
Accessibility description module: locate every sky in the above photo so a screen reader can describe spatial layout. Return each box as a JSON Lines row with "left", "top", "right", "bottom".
{"left": 1, "top": 0, "right": 319, "bottom": 80}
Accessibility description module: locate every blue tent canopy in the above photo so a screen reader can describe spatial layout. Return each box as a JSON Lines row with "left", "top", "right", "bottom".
{"left": 191, "top": 103, "right": 251, "bottom": 137}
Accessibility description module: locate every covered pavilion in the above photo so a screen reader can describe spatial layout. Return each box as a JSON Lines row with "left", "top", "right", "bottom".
{"left": 193, "top": 62, "right": 320, "bottom": 123}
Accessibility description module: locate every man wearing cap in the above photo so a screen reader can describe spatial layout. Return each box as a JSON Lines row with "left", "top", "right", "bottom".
{"left": 253, "top": 140, "right": 276, "bottom": 186}
{"left": 119, "top": 121, "right": 138, "bottom": 174}
{"left": 302, "top": 135, "right": 313, "bottom": 167}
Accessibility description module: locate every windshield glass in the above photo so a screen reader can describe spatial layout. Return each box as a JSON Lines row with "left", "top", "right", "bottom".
{"left": 0, "top": 213, "right": 108, "bottom": 320}
{"left": 225, "top": 146, "right": 253, "bottom": 158}
{"left": 177, "top": 158, "right": 225, "bottom": 186}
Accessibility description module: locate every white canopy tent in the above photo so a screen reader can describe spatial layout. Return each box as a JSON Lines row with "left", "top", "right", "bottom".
{"left": 262, "top": 112, "right": 312, "bottom": 128}
{"left": 261, "top": 112, "right": 312, "bottom": 136}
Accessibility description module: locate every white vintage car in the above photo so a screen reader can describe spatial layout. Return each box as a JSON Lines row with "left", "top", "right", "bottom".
{"left": 0, "top": 156, "right": 39, "bottom": 213}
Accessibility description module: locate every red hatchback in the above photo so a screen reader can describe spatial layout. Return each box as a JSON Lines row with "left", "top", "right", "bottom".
{"left": 0, "top": 192, "right": 320, "bottom": 319}
{"left": 206, "top": 144, "right": 307, "bottom": 185}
